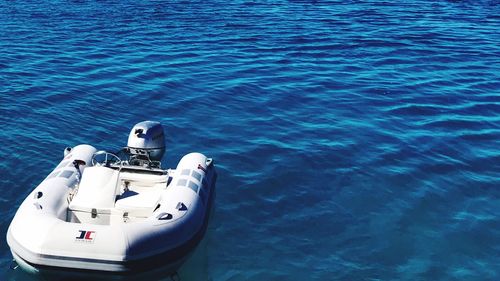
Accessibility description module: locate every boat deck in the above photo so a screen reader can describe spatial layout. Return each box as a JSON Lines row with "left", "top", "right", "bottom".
{"left": 67, "top": 165, "right": 174, "bottom": 225}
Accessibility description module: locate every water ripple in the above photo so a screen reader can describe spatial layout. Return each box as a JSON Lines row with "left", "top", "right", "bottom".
{"left": 1, "top": 0, "right": 500, "bottom": 280}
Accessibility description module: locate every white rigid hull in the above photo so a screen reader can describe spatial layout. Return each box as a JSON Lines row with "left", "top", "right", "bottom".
{"left": 7, "top": 144, "right": 217, "bottom": 277}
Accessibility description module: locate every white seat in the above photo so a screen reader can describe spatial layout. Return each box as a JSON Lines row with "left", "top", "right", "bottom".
{"left": 118, "top": 171, "right": 168, "bottom": 186}
{"left": 70, "top": 166, "right": 119, "bottom": 213}
{"left": 115, "top": 188, "right": 162, "bottom": 218}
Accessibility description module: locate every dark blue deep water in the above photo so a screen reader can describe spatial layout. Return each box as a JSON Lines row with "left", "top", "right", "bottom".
{"left": 1, "top": 0, "right": 500, "bottom": 280}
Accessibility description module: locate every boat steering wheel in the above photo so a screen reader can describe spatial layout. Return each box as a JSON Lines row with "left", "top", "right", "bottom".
{"left": 91, "top": 151, "right": 122, "bottom": 167}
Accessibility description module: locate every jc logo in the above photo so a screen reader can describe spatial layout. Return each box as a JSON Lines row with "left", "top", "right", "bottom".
{"left": 76, "top": 230, "right": 95, "bottom": 241}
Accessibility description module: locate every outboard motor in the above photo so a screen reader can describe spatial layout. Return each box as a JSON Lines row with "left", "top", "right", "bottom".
{"left": 127, "top": 121, "right": 165, "bottom": 166}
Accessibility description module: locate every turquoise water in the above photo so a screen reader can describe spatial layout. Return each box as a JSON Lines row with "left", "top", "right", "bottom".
{"left": 1, "top": 0, "right": 500, "bottom": 280}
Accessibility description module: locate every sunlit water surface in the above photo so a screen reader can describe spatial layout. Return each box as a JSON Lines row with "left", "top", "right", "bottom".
{"left": 1, "top": 0, "right": 500, "bottom": 280}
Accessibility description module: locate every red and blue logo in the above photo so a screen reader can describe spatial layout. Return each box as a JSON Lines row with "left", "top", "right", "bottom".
{"left": 76, "top": 230, "right": 95, "bottom": 242}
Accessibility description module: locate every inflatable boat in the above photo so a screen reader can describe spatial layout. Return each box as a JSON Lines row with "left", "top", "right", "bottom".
{"left": 6, "top": 121, "right": 217, "bottom": 279}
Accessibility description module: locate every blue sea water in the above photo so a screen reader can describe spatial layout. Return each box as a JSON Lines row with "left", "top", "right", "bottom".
{"left": 1, "top": 0, "right": 500, "bottom": 280}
